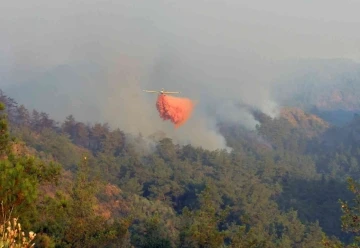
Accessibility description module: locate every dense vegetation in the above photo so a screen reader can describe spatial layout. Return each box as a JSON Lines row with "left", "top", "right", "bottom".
{"left": 2, "top": 88, "right": 360, "bottom": 247}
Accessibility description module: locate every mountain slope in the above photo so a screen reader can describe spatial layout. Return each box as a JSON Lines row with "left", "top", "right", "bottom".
{"left": 272, "top": 58, "right": 360, "bottom": 125}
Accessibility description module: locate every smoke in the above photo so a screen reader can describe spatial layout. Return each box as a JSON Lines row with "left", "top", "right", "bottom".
{"left": 156, "top": 94, "right": 195, "bottom": 128}
{"left": 85, "top": 56, "right": 230, "bottom": 151}
{"left": 1, "top": 0, "right": 359, "bottom": 151}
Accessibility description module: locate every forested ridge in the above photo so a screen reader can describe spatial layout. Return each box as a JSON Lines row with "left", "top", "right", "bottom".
{"left": 2, "top": 89, "right": 360, "bottom": 247}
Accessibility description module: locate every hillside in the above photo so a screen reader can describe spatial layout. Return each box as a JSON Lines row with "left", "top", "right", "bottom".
{"left": 272, "top": 58, "right": 360, "bottom": 126}
{"left": 280, "top": 107, "right": 329, "bottom": 136}
{"left": 2, "top": 89, "right": 360, "bottom": 247}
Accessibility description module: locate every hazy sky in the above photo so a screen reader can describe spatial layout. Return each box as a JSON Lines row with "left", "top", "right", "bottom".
{"left": 1, "top": 0, "right": 359, "bottom": 150}
{"left": 2, "top": 0, "right": 360, "bottom": 63}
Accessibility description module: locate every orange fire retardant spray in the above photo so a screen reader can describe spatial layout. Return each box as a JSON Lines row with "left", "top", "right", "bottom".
{"left": 156, "top": 94, "right": 195, "bottom": 128}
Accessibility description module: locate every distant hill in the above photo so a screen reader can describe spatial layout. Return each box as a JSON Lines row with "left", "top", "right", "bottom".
{"left": 279, "top": 107, "right": 329, "bottom": 137}
{"left": 272, "top": 58, "right": 360, "bottom": 125}
{"left": 316, "top": 113, "right": 360, "bottom": 150}
{"left": 310, "top": 108, "right": 358, "bottom": 126}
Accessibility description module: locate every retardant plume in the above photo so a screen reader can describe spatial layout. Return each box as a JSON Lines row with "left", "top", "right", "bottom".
{"left": 156, "top": 94, "right": 195, "bottom": 128}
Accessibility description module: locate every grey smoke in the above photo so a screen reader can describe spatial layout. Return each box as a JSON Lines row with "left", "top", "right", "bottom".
{"left": 1, "top": 0, "right": 360, "bottom": 150}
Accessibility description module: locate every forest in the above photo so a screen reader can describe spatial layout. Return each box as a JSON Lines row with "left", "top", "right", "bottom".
{"left": 2, "top": 88, "right": 360, "bottom": 248}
